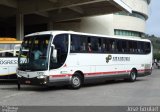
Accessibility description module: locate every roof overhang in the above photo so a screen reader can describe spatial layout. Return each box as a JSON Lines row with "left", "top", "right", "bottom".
{"left": 111, "top": 0, "right": 132, "bottom": 13}
{"left": 0, "top": 0, "right": 132, "bottom": 23}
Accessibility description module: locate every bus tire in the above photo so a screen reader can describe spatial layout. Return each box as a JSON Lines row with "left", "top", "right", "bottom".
{"left": 129, "top": 70, "right": 137, "bottom": 82}
{"left": 70, "top": 74, "right": 82, "bottom": 89}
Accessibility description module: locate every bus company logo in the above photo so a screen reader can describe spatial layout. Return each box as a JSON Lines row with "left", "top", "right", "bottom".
{"left": 106, "top": 55, "right": 112, "bottom": 63}
{"left": 113, "top": 56, "right": 130, "bottom": 62}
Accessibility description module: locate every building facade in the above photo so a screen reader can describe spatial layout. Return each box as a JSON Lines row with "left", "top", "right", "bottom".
{"left": 54, "top": 0, "right": 151, "bottom": 38}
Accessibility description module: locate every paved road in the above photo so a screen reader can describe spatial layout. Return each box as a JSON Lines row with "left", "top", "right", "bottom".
{"left": 0, "top": 69, "right": 160, "bottom": 106}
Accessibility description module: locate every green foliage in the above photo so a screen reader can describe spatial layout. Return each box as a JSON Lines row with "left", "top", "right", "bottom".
{"left": 145, "top": 34, "right": 160, "bottom": 60}
{"left": 153, "top": 53, "right": 160, "bottom": 61}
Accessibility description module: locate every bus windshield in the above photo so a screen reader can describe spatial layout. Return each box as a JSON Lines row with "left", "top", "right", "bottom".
{"left": 18, "top": 35, "right": 51, "bottom": 71}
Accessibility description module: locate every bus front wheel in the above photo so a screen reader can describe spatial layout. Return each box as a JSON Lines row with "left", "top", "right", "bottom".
{"left": 70, "top": 74, "right": 82, "bottom": 89}
{"left": 129, "top": 70, "right": 137, "bottom": 82}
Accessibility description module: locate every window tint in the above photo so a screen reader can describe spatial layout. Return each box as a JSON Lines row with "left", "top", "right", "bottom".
{"left": 116, "top": 40, "right": 122, "bottom": 53}
{"left": 50, "top": 34, "right": 68, "bottom": 69}
{"left": 122, "top": 40, "right": 127, "bottom": 53}
{"left": 0, "top": 52, "right": 13, "bottom": 57}
{"left": 101, "top": 38, "right": 108, "bottom": 53}
{"left": 144, "top": 42, "right": 151, "bottom": 54}
{"left": 71, "top": 35, "right": 81, "bottom": 52}
{"left": 0, "top": 44, "right": 20, "bottom": 57}
{"left": 90, "top": 37, "right": 99, "bottom": 52}
{"left": 70, "top": 34, "right": 151, "bottom": 54}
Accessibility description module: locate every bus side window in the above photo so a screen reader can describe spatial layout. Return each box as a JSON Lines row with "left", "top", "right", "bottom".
{"left": 4, "top": 52, "right": 14, "bottom": 57}
{"left": 111, "top": 40, "right": 117, "bottom": 53}
{"left": 122, "top": 40, "right": 127, "bottom": 53}
{"left": 81, "top": 42, "right": 86, "bottom": 51}
{"left": 101, "top": 39, "right": 107, "bottom": 53}
{"left": 137, "top": 41, "right": 141, "bottom": 54}
{"left": 90, "top": 36, "right": 99, "bottom": 52}
{"left": 87, "top": 37, "right": 92, "bottom": 52}
{"left": 105, "top": 38, "right": 110, "bottom": 53}
{"left": 0, "top": 52, "right": 6, "bottom": 57}
{"left": 97, "top": 38, "right": 103, "bottom": 53}
{"left": 71, "top": 34, "right": 81, "bottom": 53}
{"left": 87, "top": 42, "right": 92, "bottom": 52}
{"left": 80, "top": 36, "right": 87, "bottom": 52}
{"left": 140, "top": 42, "right": 145, "bottom": 54}
{"left": 144, "top": 42, "right": 151, "bottom": 54}
{"left": 117, "top": 40, "right": 122, "bottom": 53}
{"left": 128, "top": 41, "right": 134, "bottom": 54}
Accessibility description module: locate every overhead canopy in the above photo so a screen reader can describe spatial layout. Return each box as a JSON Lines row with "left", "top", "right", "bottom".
{"left": 0, "top": 0, "right": 132, "bottom": 22}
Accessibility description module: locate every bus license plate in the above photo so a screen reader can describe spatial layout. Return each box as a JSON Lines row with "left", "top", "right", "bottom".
{"left": 25, "top": 81, "right": 31, "bottom": 84}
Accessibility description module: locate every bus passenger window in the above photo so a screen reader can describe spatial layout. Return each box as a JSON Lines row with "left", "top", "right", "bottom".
{"left": 101, "top": 43, "right": 106, "bottom": 53}
{"left": 71, "top": 34, "right": 81, "bottom": 53}
{"left": 116, "top": 40, "right": 122, "bottom": 53}
{"left": 144, "top": 42, "right": 151, "bottom": 54}
{"left": 90, "top": 37, "right": 99, "bottom": 52}
{"left": 98, "top": 43, "right": 102, "bottom": 52}
{"left": 122, "top": 40, "right": 127, "bottom": 53}
{"left": 81, "top": 42, "right": 86, "bottom": 51}
{"left": 87, "top": 43, "right": 92, "bottom": 52}
{"left": 111, "top": 41, "right": 116, "bottom": 52}
{"left": 70, "top": 41, "right": 75, "bottom": 52}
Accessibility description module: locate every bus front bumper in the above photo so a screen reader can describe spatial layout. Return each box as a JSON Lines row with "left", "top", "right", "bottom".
{"left": 17, "top": 76, "right": 49, "bottom": 86}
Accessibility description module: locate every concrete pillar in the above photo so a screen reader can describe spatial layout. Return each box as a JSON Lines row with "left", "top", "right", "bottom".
{"left": 47, "top": 20, "right": 53, "bottom": 30}
{"left": 16, "top": 13, "right": 24, "bottom": 40}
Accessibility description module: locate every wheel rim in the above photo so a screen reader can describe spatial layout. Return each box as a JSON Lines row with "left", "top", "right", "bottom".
{"left": 131, "top": 72, "right": 136, "bottom": 80}
{"left": 72, "top": 76, "right": 80, "bottom": 87}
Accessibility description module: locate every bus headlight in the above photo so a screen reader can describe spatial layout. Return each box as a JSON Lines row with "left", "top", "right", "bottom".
{"left": 37, "top": 75, "right": 46, "bottom": 79}
{"left": 17, "top": 70, "right": 23, "bottom": 77}
{"left": 17, "top": 74, "right": 22, "bottom": 78}
{"left": 37, "top": 72, "right": 44, "bottom": 76}
{"left": 37, "top": 72, "right": 46, "bottom": 79}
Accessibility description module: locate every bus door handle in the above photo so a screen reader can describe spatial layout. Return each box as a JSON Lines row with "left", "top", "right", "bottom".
{"left": 3, "top": 68, "right": 7, "bottom": 69}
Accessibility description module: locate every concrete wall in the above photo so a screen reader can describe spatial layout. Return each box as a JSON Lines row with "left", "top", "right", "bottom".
{"left": 79, "top": 15, "right": 114, "bottom": 35}
{"left": 122, "top": 0, "right": 149, "bottom": 18}
{"left": 53, "top": 22, "right": 80, "bottom": 32}
{"left": 53, "top": 0, "right": 150, "bottom": 38}
{"left": 113, "top": 15, "right": 146, "bottom": 33}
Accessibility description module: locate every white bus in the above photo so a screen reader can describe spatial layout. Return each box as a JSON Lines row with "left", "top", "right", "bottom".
{"left": 0, "top": 38, "right": 21, "bottom": 80}
{"left": 17, "top": 31, "right": 152, "bottom": 89}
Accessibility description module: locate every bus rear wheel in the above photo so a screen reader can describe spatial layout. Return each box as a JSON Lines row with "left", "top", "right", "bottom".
{"left": 129, "top": 70, "right": 137, "bottom": 82}
{"left": 70, "top": 74, "right": 82, "bottom": 89}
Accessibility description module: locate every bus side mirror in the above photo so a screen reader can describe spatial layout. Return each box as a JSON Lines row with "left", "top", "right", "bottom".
{"left": 53, "top": 49, "right": 57, "bottom": 60}
{"left": 51, "top": 45, "right": 57, "bottom": 62}
{"left": 14, "top": 44, "right": 21, "bottom": 56}
{"left": 13, "top": 50, "right": 16, "bottom": 57}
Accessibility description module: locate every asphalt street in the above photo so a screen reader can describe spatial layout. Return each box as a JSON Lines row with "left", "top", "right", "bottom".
{"left": 0, "top": 69, "right": 160, "bottom": 106}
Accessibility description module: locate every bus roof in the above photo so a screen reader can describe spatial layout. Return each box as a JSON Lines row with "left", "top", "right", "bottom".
{"left": 0, "top": 38, "right": 17, "bottom": 41}
{"left": 25, "top": 30, "right": 151, "bottom": 43}
{"left": 0, "top": 38, "right": 22, "bottom": 44}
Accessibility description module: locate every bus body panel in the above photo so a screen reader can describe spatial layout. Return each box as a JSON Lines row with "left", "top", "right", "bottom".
{"left": 36, "top": 52, "right": 152, "bottom": 85}
{"left": 0, "top": 39, "right": 21, "bottom": 80}
{"left": 17, "top": 31, "right": 152, "bottom": 87}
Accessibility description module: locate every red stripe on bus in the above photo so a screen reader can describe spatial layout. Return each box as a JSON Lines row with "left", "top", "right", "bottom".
{"left": 138, "top": 69, "right": 151, "bottom": 72}
{"left": 86, "top": 71, "right": 128, "bottom": 76}
{"left": 51, "top": 74, "right": 72, "bottom": 78}
{"left": 50, "top": 69, "right": 151, "bottom": 78}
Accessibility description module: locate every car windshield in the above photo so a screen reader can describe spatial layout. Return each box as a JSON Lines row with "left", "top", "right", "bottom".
{"left": 18, "top": 34, "right": 51, "bottom": 71}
